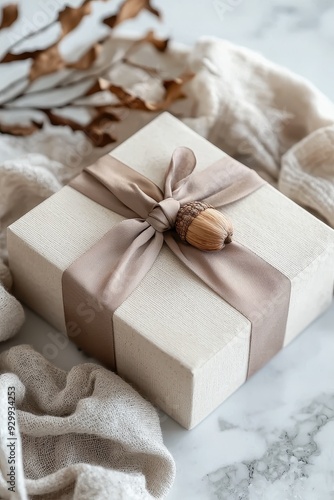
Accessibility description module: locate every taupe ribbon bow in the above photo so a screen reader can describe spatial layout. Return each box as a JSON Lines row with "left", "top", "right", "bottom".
{"left": 63, "top": 147, "right": 290, "bottom": 377}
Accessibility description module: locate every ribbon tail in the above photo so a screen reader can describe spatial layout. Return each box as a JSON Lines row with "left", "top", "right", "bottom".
{"left": 62, "top": 219, "right": 163, "bottom": 370}
{"left": 164, "top": 234, "right": 291, "bottom": 378}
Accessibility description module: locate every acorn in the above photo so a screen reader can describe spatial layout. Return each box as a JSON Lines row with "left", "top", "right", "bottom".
{"left": 175, "top": 201, "right": 233, "bottom": 252}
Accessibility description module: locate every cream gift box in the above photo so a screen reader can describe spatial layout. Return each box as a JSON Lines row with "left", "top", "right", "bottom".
{"left": 7, "top": 113, "right": 334, "bottom": 429}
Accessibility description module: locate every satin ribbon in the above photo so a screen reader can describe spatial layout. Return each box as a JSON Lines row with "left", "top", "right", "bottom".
{"left": 62, "top": 147, "right": 291, "bottom": 378}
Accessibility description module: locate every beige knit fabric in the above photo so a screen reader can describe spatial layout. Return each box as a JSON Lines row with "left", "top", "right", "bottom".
{"left": 280, "top": 125, "right": 334, "bottom": 227}
{"left": 0, "top": 345, "right": 175, "bottom": 500}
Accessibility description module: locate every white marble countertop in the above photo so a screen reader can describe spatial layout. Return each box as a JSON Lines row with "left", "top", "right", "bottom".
{"left": 3, "top": 1, "right": 334, "bottom": 498}
{"left": 3, "top": 302, "right": 333, "bottom": 499}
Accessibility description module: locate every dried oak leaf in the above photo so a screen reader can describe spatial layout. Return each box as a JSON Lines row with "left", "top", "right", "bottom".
{"left": 30, "top": 42, "right": 101, "bottom": 81}
{"left": 85, "top": 79, "right": 153, "bottom": 109}
{"left": 129, "top": 30, "right": 169, "bottom": 53}
{"left": 29, "top": 45, "right": 63, "bottom": 81}
{"left": 2, "top": 0, "right": 162, "bottom": 84}
{"left": 108, "top": 84, "right": 157, "bottom": 110}
{"left": 0, "top": 3, "right": 18, "bottom": 30}
{"left": 58, "top": 1, "right": 92, "bottom": 36}
{"left": 69, "top": 44, "right": 102, "bottom": 71}
{"left": 103, "top": 0, "right": 160, "bottom": 29}
{"left": 0, "top": 120, "right": 42, "bottom": 136}
{"left": 119, "top": 31, "right": 169, "bottom": 78}
{"left": 161, "top": 74, "right": 195, "bottom": 107}
{"left": 2, "top": 0, "right": 96, "bottom": 78}
{"left": 86, "top": 113, "right": 118, "bottom": 147}
{"left": 47, "top": 109, "right": 119, "bottom": 147}
{"left": 96, "top": 72, "right": 194, "bottom": 111}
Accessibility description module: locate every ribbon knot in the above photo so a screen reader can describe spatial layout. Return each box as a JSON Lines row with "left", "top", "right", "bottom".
{"left": 65, "top": 146, "right": 290, "bottom": 380}
{"left": 146, "top": 198, "right": 180, "bottom": 233}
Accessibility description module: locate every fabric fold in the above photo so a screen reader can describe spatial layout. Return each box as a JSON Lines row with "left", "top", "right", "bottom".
{"left": 0, "top": 345, "right": 175, "bottom": 500}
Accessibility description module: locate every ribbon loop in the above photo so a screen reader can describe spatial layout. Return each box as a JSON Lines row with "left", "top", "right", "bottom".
{"left": 64, "top": 147, "right": 291, "bottom": 379}
{"left": 146, "top": 197, "right": 180, "bottom": 233}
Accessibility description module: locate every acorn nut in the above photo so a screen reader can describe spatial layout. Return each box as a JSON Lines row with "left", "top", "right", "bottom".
{"left": 175, "top": 201, "right": 233, "bottom": 252}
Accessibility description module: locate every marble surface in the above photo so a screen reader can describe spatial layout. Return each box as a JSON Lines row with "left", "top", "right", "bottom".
{"left": 2, "top": 303, "right": 334, "bottom": 499}
{"left": 2, "top": 1, "right": 334, "bottom": 499}
{"left": 162, "top": 304, "right": 334, "bottom": 499}
{"left": 117, "top": 0, "right": 334, "bottom": 101}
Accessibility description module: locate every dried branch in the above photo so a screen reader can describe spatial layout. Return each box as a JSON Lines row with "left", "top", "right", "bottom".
{"left": 1, "top": 2, "right": 93, "bottom": 63}
{"left": 0, "top": 0, "right": 193, "bottom": 147}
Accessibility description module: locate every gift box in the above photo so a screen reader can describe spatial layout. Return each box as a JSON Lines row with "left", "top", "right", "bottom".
{"left": 7, "top": 113, "right": 334, "bottom": 429}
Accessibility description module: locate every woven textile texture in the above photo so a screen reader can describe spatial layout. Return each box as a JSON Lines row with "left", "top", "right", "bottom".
{"left": 0, "top": 345, "right": 175, "bottom": 500}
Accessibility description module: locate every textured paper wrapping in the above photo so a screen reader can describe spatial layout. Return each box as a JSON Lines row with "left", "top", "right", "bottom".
{"left": 8, "top": 113, "right": 334, "bottom": 429}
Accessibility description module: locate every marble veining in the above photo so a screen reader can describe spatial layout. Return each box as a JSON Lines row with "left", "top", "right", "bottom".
{"left": 5, "top": 304, "right": 334, "bottom": 499}
{"left": 119, "top": 0, "right": 334, "bottom": 100}
{"left": 160, "top": 303, "right": 334, "bottom": 499}
{"left": 208, "top": 395, "right": 334, "bottom": 499}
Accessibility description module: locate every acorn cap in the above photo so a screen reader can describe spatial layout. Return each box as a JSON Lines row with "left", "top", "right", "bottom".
{"left": 175, "top": 201, "right": 233, "bottom": 251}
